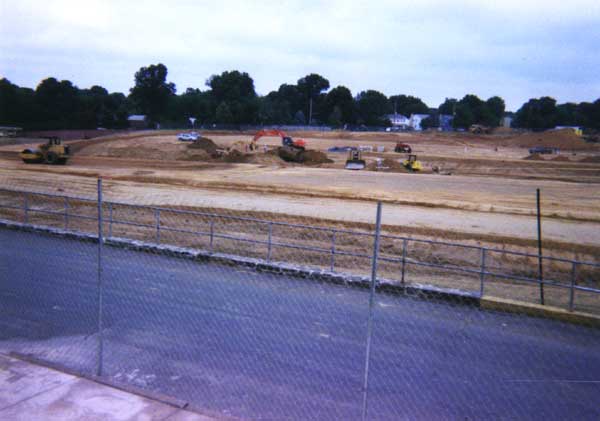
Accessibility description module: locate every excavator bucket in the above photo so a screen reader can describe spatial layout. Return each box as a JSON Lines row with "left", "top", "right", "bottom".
{"left": 345, "top": 149, "right": 366, "bottom": 170}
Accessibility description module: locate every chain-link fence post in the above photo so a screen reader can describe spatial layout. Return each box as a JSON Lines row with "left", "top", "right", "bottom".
{"left": 63, "top": 196, "right": 69, "bottom": 230}
{"left": 267, "top": 222, "right": 273, "bottom": 262}
{"left": 401, "top": 238, "right": 408, "bottom": 285}
{"left": 154, "top": 208, "right": 161, "bottom": 243}
{"left": 96, "top": 178, "right": 104, "bottom": 376}
{"left": 209, "top": 219, "right": 214, "bottom": 253}
{"left": 479, "top": 248, "right": 487, "bottom": 297}
{"left": 108, "top": 202, "right": 113, "bottom": 237}
{"left": 23, "top": 192, "right": 29, "bottom": 224}
{"left": 537, "top": 188, "right": 544, "bottom": 305}
{"left": 569, "top": 262, "right": 577, "bottom": 312}
{"left": 361, "top": 201, "right": 383, "bottom": 421}
{"left": 330, "top": 230, "right": 336, "bottom": 272}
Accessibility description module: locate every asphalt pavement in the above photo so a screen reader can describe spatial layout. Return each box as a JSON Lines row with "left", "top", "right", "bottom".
{"left": 0, "top": 229, "right": 599, "bottom": 420}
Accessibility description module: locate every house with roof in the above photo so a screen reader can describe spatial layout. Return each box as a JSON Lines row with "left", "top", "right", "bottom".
{"left": 409, "top": 114, "right": 430, "bottom": 131}
{"left": 0, "top": 126, "right": 22, "bottom": 137}
{"left": 385, "top": 113, "right": 411, "bottom": 128}
{"left": 439, "top": 114, "right": 454, "bottom": 131}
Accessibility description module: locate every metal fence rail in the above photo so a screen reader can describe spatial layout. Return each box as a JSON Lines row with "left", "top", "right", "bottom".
{"left": 0, "top": 186, "right": 598, "bottom": 314}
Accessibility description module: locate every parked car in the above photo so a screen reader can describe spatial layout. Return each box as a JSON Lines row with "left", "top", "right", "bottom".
{"left": 327, "top": 146, "right": 354, "bottom": 152}
{"left": 529, "top": 146, "right": 559, "bottom": 154}
{"left": 177, "top": 131, "right": 200, "bottom": 141}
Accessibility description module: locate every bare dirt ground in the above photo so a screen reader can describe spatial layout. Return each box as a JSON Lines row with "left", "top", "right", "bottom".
{"left": 1, "top": 129, "right": 599, "bottom": 242}
{"left": 1, "top": 129, "right": 599, "bottom": 313}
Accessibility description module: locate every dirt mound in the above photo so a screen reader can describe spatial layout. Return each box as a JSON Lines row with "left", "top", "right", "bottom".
{"left": 221, "top": 150, "right": 250, "bottom": 163}
{"left": 187, "top": 137, "right": 218, "bottom": 154}
{"left": 503, "top": 129, "right": 595, "bottom": 151}
{"left": 551, "top": 155, "right": 570, "bottom": 162}
{"left": 274, "top": 147, "right": 333, "bottom": 165}
{"left": 367, "top": 158, "right": 407, "bottom": 172}
{"left": 580, "top": 156, "right": 600, "bottom": 163}
{"left": 300, "top": 150, "right": 333, "bottom": 165}
{"left": 524, "top": 154, "right": 546, "bottom": 161}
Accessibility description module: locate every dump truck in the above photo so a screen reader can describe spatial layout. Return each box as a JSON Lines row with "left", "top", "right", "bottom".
{"left": 20, "top": 137, "right": 70, "bottom": 165}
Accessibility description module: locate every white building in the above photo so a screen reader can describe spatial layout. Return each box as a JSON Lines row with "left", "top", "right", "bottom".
{"left": 501, "top": 116, "right": 513, "bottom": 128}
{"left": 409, "top": 114, "right": 430, "bottom": 131}
{"left": 385, "top": 113, "right": 410, "bottom": 128}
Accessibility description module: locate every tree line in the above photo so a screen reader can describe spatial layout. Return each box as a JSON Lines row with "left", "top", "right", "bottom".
{"left": 1, "top": 63, "right": 599, "bottom": 131}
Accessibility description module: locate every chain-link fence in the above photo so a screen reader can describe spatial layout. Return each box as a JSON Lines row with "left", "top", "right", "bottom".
{"left": 1, "top": 179, "right": 599, "bottom": 420}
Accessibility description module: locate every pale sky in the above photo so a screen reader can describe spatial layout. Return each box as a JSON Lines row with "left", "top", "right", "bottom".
{"left": 1, "top": 0, "right": 599, "bottom": 110}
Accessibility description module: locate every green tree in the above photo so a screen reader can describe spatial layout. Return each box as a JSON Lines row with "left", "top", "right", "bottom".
{"left": 388, "top": 94, "right": 429, "bottom": 117}
{"left": 206, "top": 70, "right": 258, "bottom": 124}
{"left": 129, "top": 63, "right": 176, "bottom": 123}
{"left": 577, "top": 100, "right": 600, "bottom": 129}
{"left": 453, "top": 103, "right": 475, "bottom": 128}
{"left": 438, "top": 98, "right": 457, "bottom": 115}
{"left": 35, "top": 77, "right": 81, "bottom": 129}
{"left": 324, "top": 85, "right": 355, "bottom": 124}
{"left": 451, "top": 94, "right": 503, "bottom": 128}
{"left": 355, "top": 90, "right": 391, "bottom": 126}
{"left": 215, "top": 101, "right": 234, "bottom": 124}
{"left": 486, "top": 96, "right": 505, "bottom": 126}
{"left": 297, "top": 73, "right": 330, "bottom": 124}
{"left": 328, "top": 106, "right": 343, "bottom": 127}
{"left": 514, "top": 97, "right": 558, "bottom": 130}
{"left": 0, "top": 78, "right": 19, "bottom": 125}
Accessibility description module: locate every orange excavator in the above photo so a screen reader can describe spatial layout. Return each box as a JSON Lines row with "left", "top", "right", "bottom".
{"left": 251, "top": 129, "right": 306, "bottom": 151}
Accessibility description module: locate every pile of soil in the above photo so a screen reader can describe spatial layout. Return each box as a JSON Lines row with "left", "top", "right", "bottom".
{"left": 187, "top": 137, "right": 218, "bottom": 154}
{"left": 221, "top": 149, "right": 250, "bottom": 163}
{"left": 367, "top": 158, "right": 407, "bottom": 172}
{"left": 551, "top": 155, "right": 570, "bottom": 162}
{"left": 503, "top": 129, "right": 595, "bottom": 151}
{"left": 523, "top": 154, "right": 546, "bottom": 161}
{"left": 300, "top": 149, "right": 333, "bottom": 165}
{"left": 275, "top": 147, "right": 333, "bottom": 165}
{"left": 580, "top": 156, "right": 600, "bottom": 163}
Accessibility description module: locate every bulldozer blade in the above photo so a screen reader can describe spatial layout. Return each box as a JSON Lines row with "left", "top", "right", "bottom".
{"left": 345, "top": 160, "right": 366, "bottom": 170}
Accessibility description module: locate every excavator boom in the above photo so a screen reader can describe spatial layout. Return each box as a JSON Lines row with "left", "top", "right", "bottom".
{"left": 252, "top": 129, "right": 306, "bottom": 150}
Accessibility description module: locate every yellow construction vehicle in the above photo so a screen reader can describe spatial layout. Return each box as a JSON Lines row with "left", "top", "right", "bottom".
{"left": 345, "top": 149, "right": 366, "bottom": 170}
{"left": 403, "top": 154, "right": 422, "bottom": 172}
{"left": 20, "top": 137, "right": 70, "bottom": 165}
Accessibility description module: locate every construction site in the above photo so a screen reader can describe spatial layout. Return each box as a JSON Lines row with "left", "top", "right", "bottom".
{"left": 0, "top": 128, "right": 599, "bottom": 312}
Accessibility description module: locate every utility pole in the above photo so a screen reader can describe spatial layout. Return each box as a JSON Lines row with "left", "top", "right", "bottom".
{"left": 308, "top": 97, "right": 313, "bottom": 125}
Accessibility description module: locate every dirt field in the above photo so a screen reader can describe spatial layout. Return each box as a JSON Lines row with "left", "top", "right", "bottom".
{"left": 1, "top": 129, "right": 599, "bottom": 312}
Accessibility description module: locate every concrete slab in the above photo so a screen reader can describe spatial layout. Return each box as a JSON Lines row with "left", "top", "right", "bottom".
{"left": 0, "top": 376, "right": 178, "bottom": 420}
{"left": 0, "top": 354, "right": 75, "bottom": 409}
{"left": 0, "top": 354, "right": 214, "bottom": 421}
{"left": 164, "top": 410, "right": 216, "bottom": 421}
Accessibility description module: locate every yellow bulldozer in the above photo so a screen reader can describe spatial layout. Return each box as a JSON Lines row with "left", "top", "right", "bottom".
{"left": 20, "top": 137, "right": 71, "bottom": 165}
{"left": 403, "top": 154, "right": 422, "bottom": 172}
{"left": 345, "top": 149, "right": 366, "bottom": 170}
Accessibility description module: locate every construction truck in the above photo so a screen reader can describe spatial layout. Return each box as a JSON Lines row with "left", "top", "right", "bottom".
{"left": 394, "top": 143, "right": 412, "bottom": 153}
{"left": 345, "top": 149, "right": 366, "bottom": 170}
{"left": 20, "top": 137, "right": 70, "bottom": 165}
{"left": 403, "top": 154, "right": 422, "bottom": 172}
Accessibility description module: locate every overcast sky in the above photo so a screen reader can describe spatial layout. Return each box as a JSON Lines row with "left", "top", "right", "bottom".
{"left": 1, "top": 0, "right": 599, "bottom": 110}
